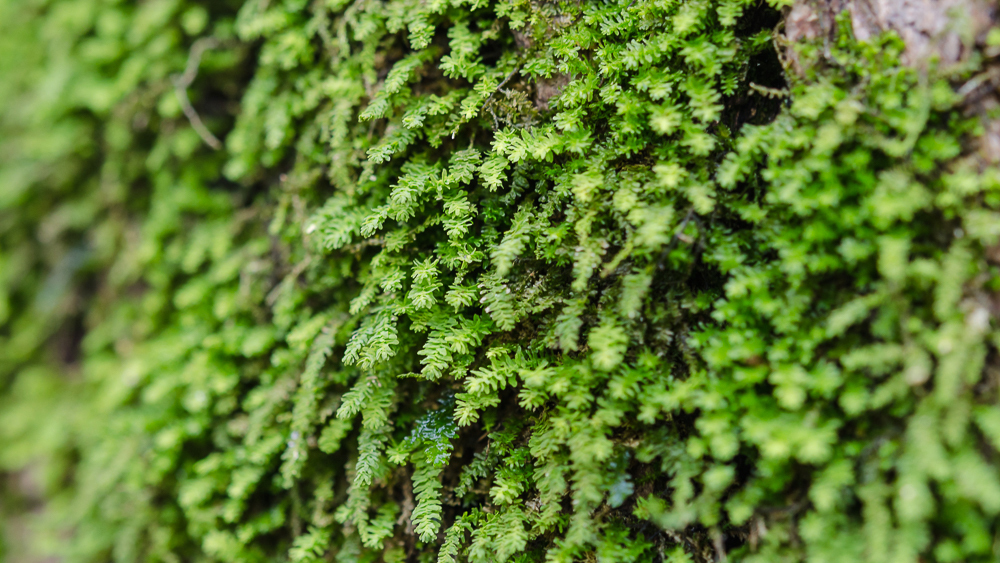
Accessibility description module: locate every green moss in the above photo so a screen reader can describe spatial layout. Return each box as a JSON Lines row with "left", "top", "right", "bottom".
{"left": 2, "top": 1, "right": 999, "bottom": 562}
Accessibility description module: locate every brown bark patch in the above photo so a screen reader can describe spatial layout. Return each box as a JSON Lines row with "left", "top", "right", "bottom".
{"left": 534, "top": 73, "right": 571, "bottom": 111}
{"left": 785, "top": 0, "right": 996, "bottom": 68}
{"left": 784, "top": 0, "right": 1000, "bottom": 164}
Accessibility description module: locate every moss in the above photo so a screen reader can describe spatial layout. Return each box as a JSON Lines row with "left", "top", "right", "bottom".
{"left": 1, "top": 1, "right": 999, "bottom": 562}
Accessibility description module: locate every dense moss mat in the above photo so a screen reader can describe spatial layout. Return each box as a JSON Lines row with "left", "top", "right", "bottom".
{"left": 2, "top": 0, "right": 1000, "bottom": 561}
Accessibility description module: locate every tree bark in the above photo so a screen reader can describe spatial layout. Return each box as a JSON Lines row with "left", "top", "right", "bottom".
{"left": 783, "top": 0, "right": 1000, "bottom": 163}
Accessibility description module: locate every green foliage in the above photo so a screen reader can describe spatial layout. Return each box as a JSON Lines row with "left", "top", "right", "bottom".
{"left": 2, "top": 1, "right": 1000, "bottom": 562}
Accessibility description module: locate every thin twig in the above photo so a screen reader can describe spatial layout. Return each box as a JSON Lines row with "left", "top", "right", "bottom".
{"left": 173, "top": 37, "right": 223, "bottom": 150}
{"left": 713, "top": 528, "right": 728, "bottom": 562}
{"left": 495, "top": 65, "right": 521, "bottom": 92}
{"left": 481, "top": 65, "right": 521, "bottom": 130}
{"left": 656, "top": 207, "right": 696, "bottom": 268}
{"left": 958, "top": 65, "right": 1000, "bottom": 104}
{"left": 266, "top": 257, "right": 313, "bottom": 306}
{"left": 484, "top": 64, "right": 522, "bottom": 107}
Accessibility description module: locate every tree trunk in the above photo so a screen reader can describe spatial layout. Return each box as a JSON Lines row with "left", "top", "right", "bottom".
{"left": 785, "top": 0, "right": 1000, "bottom": 163}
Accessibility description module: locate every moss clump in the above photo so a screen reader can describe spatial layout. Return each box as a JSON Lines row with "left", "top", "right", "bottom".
{"left": 2, "top": 1, "right": 999, "bottom": 562}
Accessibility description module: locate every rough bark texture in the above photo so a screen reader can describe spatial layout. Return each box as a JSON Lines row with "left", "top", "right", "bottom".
{"left": 785, "top": 0, "right": 1000, "bottom": 164}
{"left": 785, "top": 0, "right": 995, "bottom": 64}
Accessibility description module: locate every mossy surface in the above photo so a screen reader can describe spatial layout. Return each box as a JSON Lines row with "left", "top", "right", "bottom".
{"left": 1, "top": 1, "right": 999, "bottom": 562}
